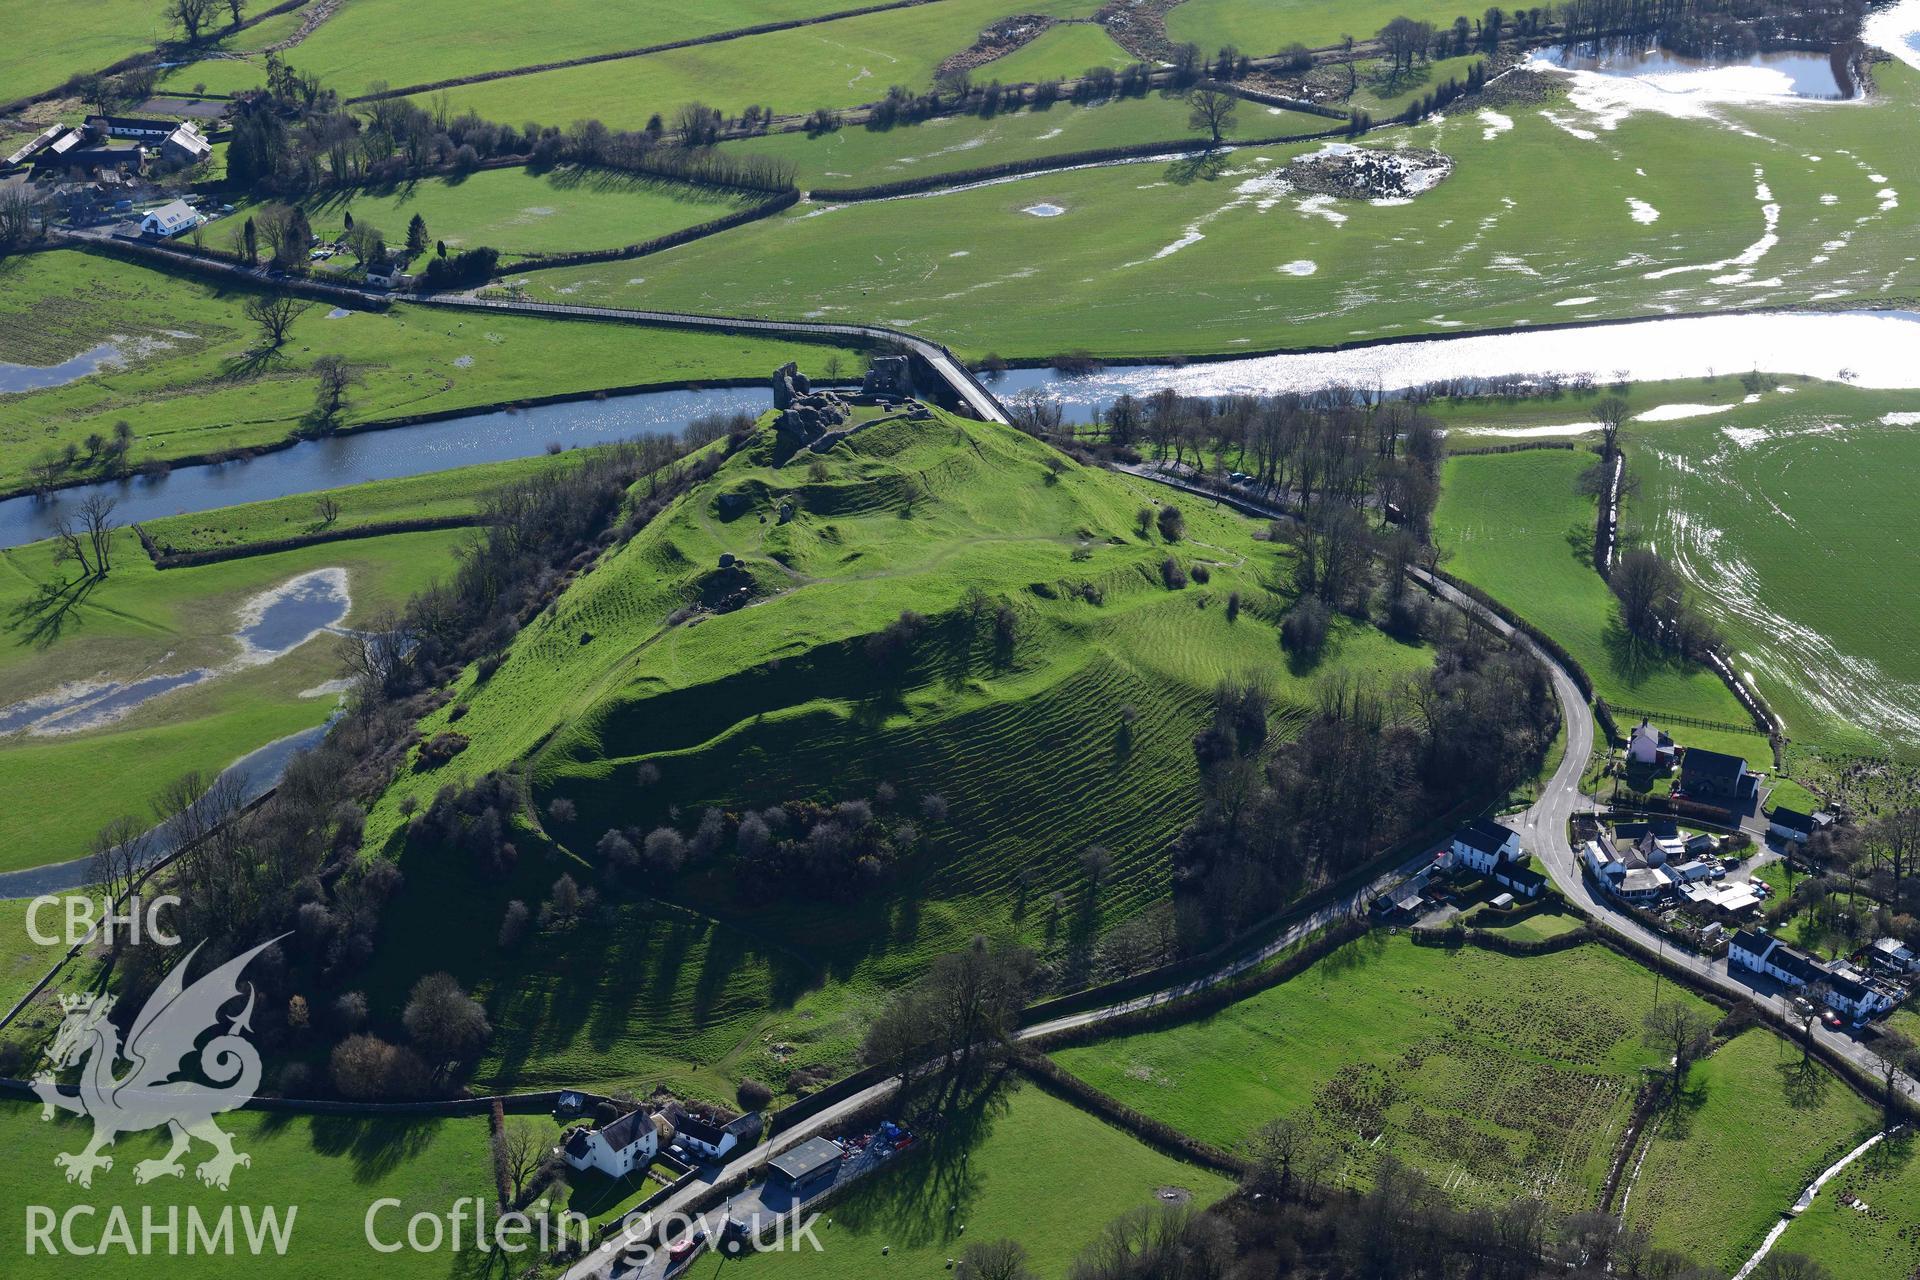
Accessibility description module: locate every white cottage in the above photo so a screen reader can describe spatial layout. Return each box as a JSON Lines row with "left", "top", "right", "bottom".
{"left": 1449, "top": 818, "right": 1521, "bottom": 876}
{"left": 561, "top": 1109, "right": 667, "bottom": 1179}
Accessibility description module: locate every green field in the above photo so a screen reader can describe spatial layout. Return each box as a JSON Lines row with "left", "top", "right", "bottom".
{"left": 1433, "top": 448, "right": 1759, "bottom": 735}
{"left": 0, "top": 527, "right": 467, "bottom": 868}
{"left": 976, "top": 21, "right": 1134, "bottom": 83}
{"left": 1773, "top": 1129, "right": 1920, "bottom": 1280}
{"left": 1628, "top": 382, "right": 1920, "bottom": 757}
{"left": 398, "top": 0, "right": 1107, "bottom": 135}
{"left": 1622, "top": 1028, "right": 1878, "bottom": 1275}
{"left": 0, "top": 0, "right": 165, "bottom": 104}
{"left": 1167, "top": 0, "right": 1472, "bottom": 57}
{"left": 159, "top": 0, "right": 875, "bottom": 99}
{"left": 1051, "top": 934, "right": 1713, "bottom": 1211}
{"left": 0, "top": 251, "right": 857, "bottom": 494}
{"left": 344, "top": 406, "right": 1432, "bottom": 1097}
{"left": 137, "top": 448, "right": 588, "bottom": 555}
{"left": 683, "top": 1082, "right": 1232, "bottom": 1280}
{"left": 0, "top": 1101, "right": 500, "bottom": 1277}
{"left": 249, "top": 168, "right": 756, "bottom": 267}
{"left": 723, "top": 91, "right": 1333, "bottom": 189}
{"left": 512, "top": 63, "right": 1920, "bottom": 358}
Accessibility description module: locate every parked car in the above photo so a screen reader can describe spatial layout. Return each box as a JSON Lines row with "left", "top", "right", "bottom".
{"left": 1823, "top": 1010, "right": 1843, "bottom": 1028}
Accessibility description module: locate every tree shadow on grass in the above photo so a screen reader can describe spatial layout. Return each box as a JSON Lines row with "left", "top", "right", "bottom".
{"left": 826, "top": 1074, "right": 1013, "bottom": 1253}
{"left": 1657, "top": 1072, "right": 1710, "bottom": 1141}
{"left": 1317, "top": 928, "right": 1388, "bottom": 984}
{"left": 1776, "top": 1056, "right": 1833, "bottom": 1111}
{"left": 217, "top": 344, "right": 290, "bottom": 383}
{"left": 1163, "top": 152, "right": 1230, "bottom": 186}
{"left": 294, "top": 1111, "right": 442, "bottom": 1184}
{"left": 6, "top": 574, "right": 101, "bottom": 650}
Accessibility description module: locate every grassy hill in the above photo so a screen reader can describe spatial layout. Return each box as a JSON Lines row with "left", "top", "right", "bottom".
{"left": 351, "top": 407, "right": 1431, "bottom": 1100}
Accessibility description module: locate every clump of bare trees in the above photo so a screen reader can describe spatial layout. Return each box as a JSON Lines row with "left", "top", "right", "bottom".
{"left": 1174, "top": 619, "right": 1557, "bottom": 948}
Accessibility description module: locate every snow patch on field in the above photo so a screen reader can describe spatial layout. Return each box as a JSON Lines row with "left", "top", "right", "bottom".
{"left": 1556, "top": 295, "right": 1599, "bottom": 306}
{"left": 1278, "top": 260, "right": 1317, "bottom": 275}
{"left": 1478, "top": 110, "right": 1513, "bottom": 140}
{"left": 1627, "top": 197, "right": 1661, "bottom": 223}
{"left": 1637, "top": 402, "right": 1737, "bottom": 421}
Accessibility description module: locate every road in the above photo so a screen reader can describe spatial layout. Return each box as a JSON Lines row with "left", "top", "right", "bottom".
{"left": 54, "top": 228, "right": 1010, "bottom": 426}
{"left": 1415, "top": 569, "right": 1915, "bottom": 1103}
{"left": 569, "top": 468, "right": 1911, "bottom": 1278}
{"left": 568, "top": 831, "right": 1448, "bottom": 1278}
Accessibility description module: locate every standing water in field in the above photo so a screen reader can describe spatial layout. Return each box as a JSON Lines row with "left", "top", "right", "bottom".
{"left": 0, "top": 342, "right": 127, "bottom": 392}
{"left": 1535, "top": 40, "right": 1850, "bottom": 102}
{"left": 0, "top": 568, "right": 352, "bottom": 737}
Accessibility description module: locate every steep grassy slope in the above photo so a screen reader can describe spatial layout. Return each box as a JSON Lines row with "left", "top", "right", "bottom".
{"left": 354, "top": 408, "right": 1431, "bottom": 1099}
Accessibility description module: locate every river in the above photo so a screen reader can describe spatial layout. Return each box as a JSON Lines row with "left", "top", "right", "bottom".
{"left": 0, "top": 384, "right": 767, "bottom": 548}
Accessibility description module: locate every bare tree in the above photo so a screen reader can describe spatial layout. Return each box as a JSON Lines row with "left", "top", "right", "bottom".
{"left": 957, "top": 1238, "right": 1035, "bottom": 1280}
{"left": 244, "top": 293, "right": 312, "bottom": 349}
{"left": 1079, "top": 843, "right": 1113, "bottom": 889}
{"left": 1590, "top": 394, "right": 1630, "bottom": 457}
{"left": 1186, "top": 87, "right": 1238, "bottom": 146}
{"left": 494, "top": 1118, "right": 545, "bottom": 1204}
{"left": 1642, "top": 1003, "right": 1714, "bottom": 1096}
{"left": 315, "top": 495, "right": 341, "bottom": 527}
{"left": 52, "top": 513, "right": 95, "bottom": 578}
{"left": 168, "top": 0, "right": 219, "bottom": 42}
{"left": 79, "top": 494, "right": 118, "bottom": 574}
{"left": 1866, "top": 1030, "right": 1916, "bottom": 1132}
{"left": 224, "top": 0, "right": 245, "bottom": 25}
{"left": 1244, "top": 1112, "right": 1329, "bottom": 1202}
{"left": 0, "top": 183, "right": 46, "bottom": 250}
{"left": 311, "top": 354, "right": 354, "bottom": 426}
{"left": 1377, "top": 17, "right": 1436, "bottom": 84}
{"left": 89, "top": 814, "right": 154, "bottom": 918}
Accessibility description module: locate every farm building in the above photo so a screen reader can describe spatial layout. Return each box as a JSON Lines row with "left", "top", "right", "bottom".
{"left": 1678, "top": 880, "right": 1761, "bottom": 922}
{"left": 1676, "top": 747, "right": 1758, "bottom": 815}
{"left": 32, "top": 140, "right": 145, "bottom": 178}
{"left": 139, "top": 199, "right": 199, "bottom": 238}
{"left": 1493, "top": 860, "right": 1547, "bottom": 899}
{"left": 86, "top": 114, "right": 181, "bottom": 140}
{"left": 1449, "top": 818, "right": 1522, "bottom": 876}
{"left": 1767, "top": 806, "right": 1829, "bottom": 844}
{"left": 1628, "top": 719, "right": 1676, "bottom": 768}
{"left": 161, "top": 122, "right": 212, "bottom": 166}
{"left": 766, "top": 1136, "right": 843, "bottom": 1193}
{"left": 662, "top": 1103, "right": 759, "bottom": 1161}
{"left": 5, "top": 123, "right": 76, "bottom": 167}
{"left": 562, "top": 1108, "right": 669, "bottom": 1178}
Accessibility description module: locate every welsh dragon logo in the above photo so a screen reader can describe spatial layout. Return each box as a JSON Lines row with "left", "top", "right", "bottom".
{"left": 31, "top": 936, "right": 283, "bottom": 1190}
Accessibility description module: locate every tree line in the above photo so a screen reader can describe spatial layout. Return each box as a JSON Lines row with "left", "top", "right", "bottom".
{"left": 225, "top": 54, "right": 794, "bottom": 198}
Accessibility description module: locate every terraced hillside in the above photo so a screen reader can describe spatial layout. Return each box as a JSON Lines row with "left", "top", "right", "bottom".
{"left": 353, "top": 405, "right": 1432, "bottom": 1099}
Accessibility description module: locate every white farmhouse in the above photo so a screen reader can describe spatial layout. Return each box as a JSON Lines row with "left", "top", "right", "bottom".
{"left": 1449, "top": 818, "right": 1521, "bottom": 876}
{"left": 1627, "top": 719, "right": 1675, "bottom": 768}
{"left": 561, "top": 1109, "right": 669, "bottom": 1179}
